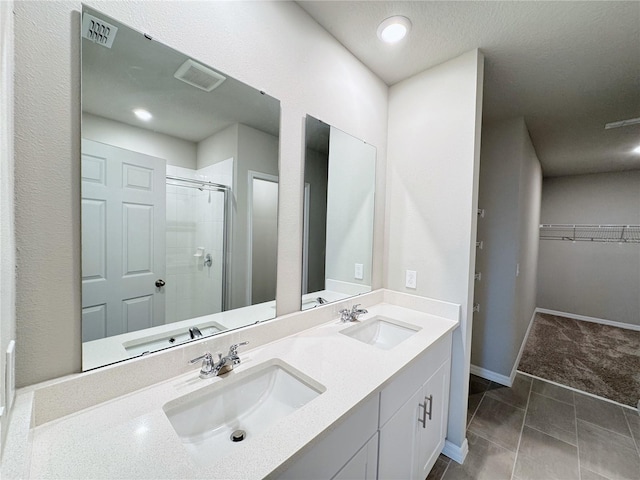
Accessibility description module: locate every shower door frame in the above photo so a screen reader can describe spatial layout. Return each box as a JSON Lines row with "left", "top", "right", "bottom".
{"left": 165, "top": 174, "right": 231, "bottom": 313}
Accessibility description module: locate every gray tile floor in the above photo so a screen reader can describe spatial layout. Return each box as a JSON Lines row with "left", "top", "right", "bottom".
{"left": 427, "top": 373, "right": 640, "bottom": 480}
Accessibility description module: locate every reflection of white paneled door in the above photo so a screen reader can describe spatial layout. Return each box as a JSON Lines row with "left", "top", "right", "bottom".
{"left": 81, "top": 139, "right": 166, "bottom": 342}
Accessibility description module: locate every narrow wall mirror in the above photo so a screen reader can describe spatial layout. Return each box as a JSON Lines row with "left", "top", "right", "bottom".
{"left": 81, "top": 6, "right": 280, "bottom": 370}
{"left": 302, "top": 115, "right": 376, "bottom": 310}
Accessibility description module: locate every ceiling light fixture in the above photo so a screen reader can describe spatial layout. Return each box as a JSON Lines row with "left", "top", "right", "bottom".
{"left": 133, "top": 108, "right": 152, "bottom": 121}
{"left": 377, "top": 16, "right": 411, "bottom": 44}
{"left": 633, "top": 145, "right": 640, "bottom": 154}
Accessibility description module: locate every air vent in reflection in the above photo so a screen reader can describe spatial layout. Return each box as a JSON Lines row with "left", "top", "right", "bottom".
{"left": 174, "top": 59, "right": 226, "bottom": 92}
{"left": 82, "top": 13, "right": 118, "bottom": 49}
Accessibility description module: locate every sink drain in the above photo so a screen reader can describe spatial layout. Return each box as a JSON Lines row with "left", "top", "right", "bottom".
{"left": 230, "top": 429, "right": 246, "bottom": 442}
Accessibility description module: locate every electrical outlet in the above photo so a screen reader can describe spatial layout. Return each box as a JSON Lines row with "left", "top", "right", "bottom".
{"left": 354, "top": 263, "right": 364, "bottom": 280}
{"left": 405, "top": 270, "right": 417, "bottom": 289}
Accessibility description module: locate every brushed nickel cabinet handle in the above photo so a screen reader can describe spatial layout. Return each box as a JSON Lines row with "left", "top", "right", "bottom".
{"left": 426, "top": 394, "right": 433, "bottom": 420}
{"left": 418, "top": 398, "right": 428, "bottom": 428}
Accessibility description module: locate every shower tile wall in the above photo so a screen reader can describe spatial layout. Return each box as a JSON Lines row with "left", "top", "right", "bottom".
{"left": 165, "top": 161, "right": 232, "bottom": 324}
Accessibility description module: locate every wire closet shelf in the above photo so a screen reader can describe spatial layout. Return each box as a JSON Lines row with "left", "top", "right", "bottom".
{"left": 539, "top": 224, "right": 640, "bottom": 243}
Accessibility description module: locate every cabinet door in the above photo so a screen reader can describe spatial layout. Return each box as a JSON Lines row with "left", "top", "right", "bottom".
{"left": 378, "top": 387, "right": 423, "bottom": 480}
{"left": 277, "top": 395, "right": 379, "bottom": 479}
{"left": 332, "top": 432, "right": 378, "bottom": 480}
{"left": 415, "top": 360, "right": 450, "bottom": 479}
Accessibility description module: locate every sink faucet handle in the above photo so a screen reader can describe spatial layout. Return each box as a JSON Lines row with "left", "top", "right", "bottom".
{"left": 189, "top": 352, "right": 212, "bottom": 365}
{"left": 228, "top": 341, "right": 249, "bottom": 356}
{"left": 351, "top": 304, "right": 361, "bottom": 312}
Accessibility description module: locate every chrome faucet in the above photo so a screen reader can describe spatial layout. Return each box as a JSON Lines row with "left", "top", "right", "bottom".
{"left": 189, "top": 341, "right": 249, "bottom": 378}
{"left": 339, "top": 304, "right": 368, "bottom": 323}
{"left": 189, "top": 326, "right": 203, "bottom": 339}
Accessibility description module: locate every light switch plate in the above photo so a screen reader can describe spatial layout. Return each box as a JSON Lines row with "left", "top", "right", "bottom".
{"left": 354, "top": 263, "right": 364, "bottom": 280}
{"left": 405, "top": 270, "right": 417, "bottom": 289}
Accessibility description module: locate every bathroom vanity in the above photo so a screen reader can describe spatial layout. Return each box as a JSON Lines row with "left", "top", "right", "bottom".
{"left": 6, "top": 290, "right": 458, "bottom": 479}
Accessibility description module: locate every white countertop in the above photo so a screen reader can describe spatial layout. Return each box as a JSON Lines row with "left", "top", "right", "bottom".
{"left": 83, "top": 289, "right": 353, "bottom": 370}
{"left": 29, "top": 302, "right": 457, "bottom": 479}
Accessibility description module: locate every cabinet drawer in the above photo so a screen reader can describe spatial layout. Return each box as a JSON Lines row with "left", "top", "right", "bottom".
{"left": 277, "top": 394, "right": 379, "bottom": 479}
{"left": 379, "top": 332, "right": 451, "bottom": 427}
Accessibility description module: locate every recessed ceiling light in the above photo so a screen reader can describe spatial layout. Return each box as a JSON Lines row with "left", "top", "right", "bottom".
{"left": 377, "top": 16, "right": 411, "bottom": 44}
{"left": 133, "top": 108, "right": 152, "bottom": 121}
{"left": 633, "top": 145, "right": 640, "bottom": 154}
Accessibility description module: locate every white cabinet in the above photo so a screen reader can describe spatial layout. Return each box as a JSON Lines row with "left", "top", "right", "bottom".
{"left": 378, "top": 337, "right": 451, "bottom": 480}
{"left": 378, "top": 386, "right": 423, "bottom": 479}
{"left": 277, "top": 395, "right": 379, "bottom": 480}
{"left": 277, "top": 332, "right": 452, "bottom": 480}
{"left": 415, "top": 361, "right": 450, "bottom": 479}
{"left": 333, "top": 433, "right": 378, "bottom": 480}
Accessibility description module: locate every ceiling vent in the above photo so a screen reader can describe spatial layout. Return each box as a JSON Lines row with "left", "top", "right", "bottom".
{"left": 82, "top": 13, "right": 118, "bottom": 49}
{"left": 174, "top": 59, "right": 226, "bottom": 92}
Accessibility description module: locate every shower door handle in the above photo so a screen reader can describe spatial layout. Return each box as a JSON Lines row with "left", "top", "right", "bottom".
{"left": 155, "top": 279, "right": 166, "bottom": 288}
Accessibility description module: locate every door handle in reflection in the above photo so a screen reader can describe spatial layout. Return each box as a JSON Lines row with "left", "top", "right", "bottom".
{"left": 155, "top": 279, "right": 166, "bottom": 288}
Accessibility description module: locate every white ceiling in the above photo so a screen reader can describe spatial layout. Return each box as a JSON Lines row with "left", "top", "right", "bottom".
{"left": 82, "top": 7, "right": 280, "bottom": 144}
{"left": 298, "top": 1, "right": 640, "bottom": 177}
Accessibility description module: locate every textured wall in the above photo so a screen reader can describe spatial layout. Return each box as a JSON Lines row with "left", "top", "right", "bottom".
{"left": 472, "top": 119, "right": 522, "bottom": 375}
{"left": 82, "top": 113, "right": 197, "bottom": 169}
{"left": 537, "top": 171, "right": 640, "bottom": 325}
{"left": 325, "top": 126, "right": 376, "bottom": 288}
{"left": 13, "top": 1, "right": 388, "bottom": 387}
{"left": 472, "top": 117, "right": 541, "bottom": 379}
{"left": 385, "top": 49, "right": 484, "bottom": 453}
{"left": 1, "top": 0, "right": 16, "bottom": 448}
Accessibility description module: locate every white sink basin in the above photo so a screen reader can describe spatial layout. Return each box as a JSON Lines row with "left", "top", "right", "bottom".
{"left": 340, "top": 315, "right": 421, "bottom": 350}
{"left": 123, "top": 321, "right": 227, "bottom": 356}
{"left": 163, "top": 359, "right": 325, "bottom": 466}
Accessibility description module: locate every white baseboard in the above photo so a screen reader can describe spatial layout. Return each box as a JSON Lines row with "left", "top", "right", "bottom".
{"left": 471, "top": 308, "right": 538, "bottom": 387}
{"left": 536, "top": 308, "right": 640, "bottom": 332}
{"left": 509, "top": 309, "right": 538, "bottom": 383}
{"left": 470, "top": 364, "right": 512, "bottom": 387}
{"left": 442, "top": 438, "right": 468, "bottom": 464}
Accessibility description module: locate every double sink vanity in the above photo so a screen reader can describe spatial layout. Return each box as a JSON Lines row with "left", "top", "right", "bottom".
{"left": 3, "top": 5, "right": 465, "bottom": 480}
{"left": 9, "top": 290, "right": 458, "bottom": 479}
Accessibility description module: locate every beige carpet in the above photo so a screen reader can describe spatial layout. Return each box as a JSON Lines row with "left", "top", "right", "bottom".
{"left": 518, "top": 313, "right": 640, "bottom": 407}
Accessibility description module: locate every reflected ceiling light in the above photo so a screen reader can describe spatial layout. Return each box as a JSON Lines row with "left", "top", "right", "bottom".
{"left": 633, "top": 145, "right": 640, "bottom": 154}
{"left": 133, "top": 108, "right": 152, "bottom": 121}
{"left": 377, "top": 16, "right": 411, "bottom": 43}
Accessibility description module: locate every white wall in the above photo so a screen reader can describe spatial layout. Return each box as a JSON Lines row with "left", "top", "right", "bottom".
{"left": 537, "top": 171, "right": 640, "bottom": 326}
{"left": 515, "top": 127, "right": 541, "bottom": 360}
{"left": 325, "top": 126, "right": 376, "bottom": 289}
{"left": 197, "top": 124, "right": 238, "bottom": 170}
{"left": 0, "top": 0, "right": 16, "bottom": 451}
{"left": 385, "top": 50, "right": 484, "bottom": 456}
{"left": 472, "top": 117, "right": 541, "bottom": 379}
{"left": 13, "top": 0, "right": 388, "bottom": 387}
{"left": 230, "top": 124, "right": 278, "bottom": 309}
{"left": 82, "top": 113, "right": 197, "bottom": 168}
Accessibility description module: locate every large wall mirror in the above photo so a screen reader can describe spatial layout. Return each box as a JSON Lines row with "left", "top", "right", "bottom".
{"left": 81, "top": 7, "right": 280, "bottom": 370}
{"left": 302, "top": 116, "right": 376, "bottom": 309}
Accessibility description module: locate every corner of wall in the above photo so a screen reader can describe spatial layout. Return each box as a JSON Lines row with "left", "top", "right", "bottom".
{"left": 0, "top": 0, "right": 16, "bottom": 454}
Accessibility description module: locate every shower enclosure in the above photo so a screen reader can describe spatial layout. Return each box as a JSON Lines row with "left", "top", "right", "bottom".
{"left": 165, "top": 175, "right": 230, "bottom": 323}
